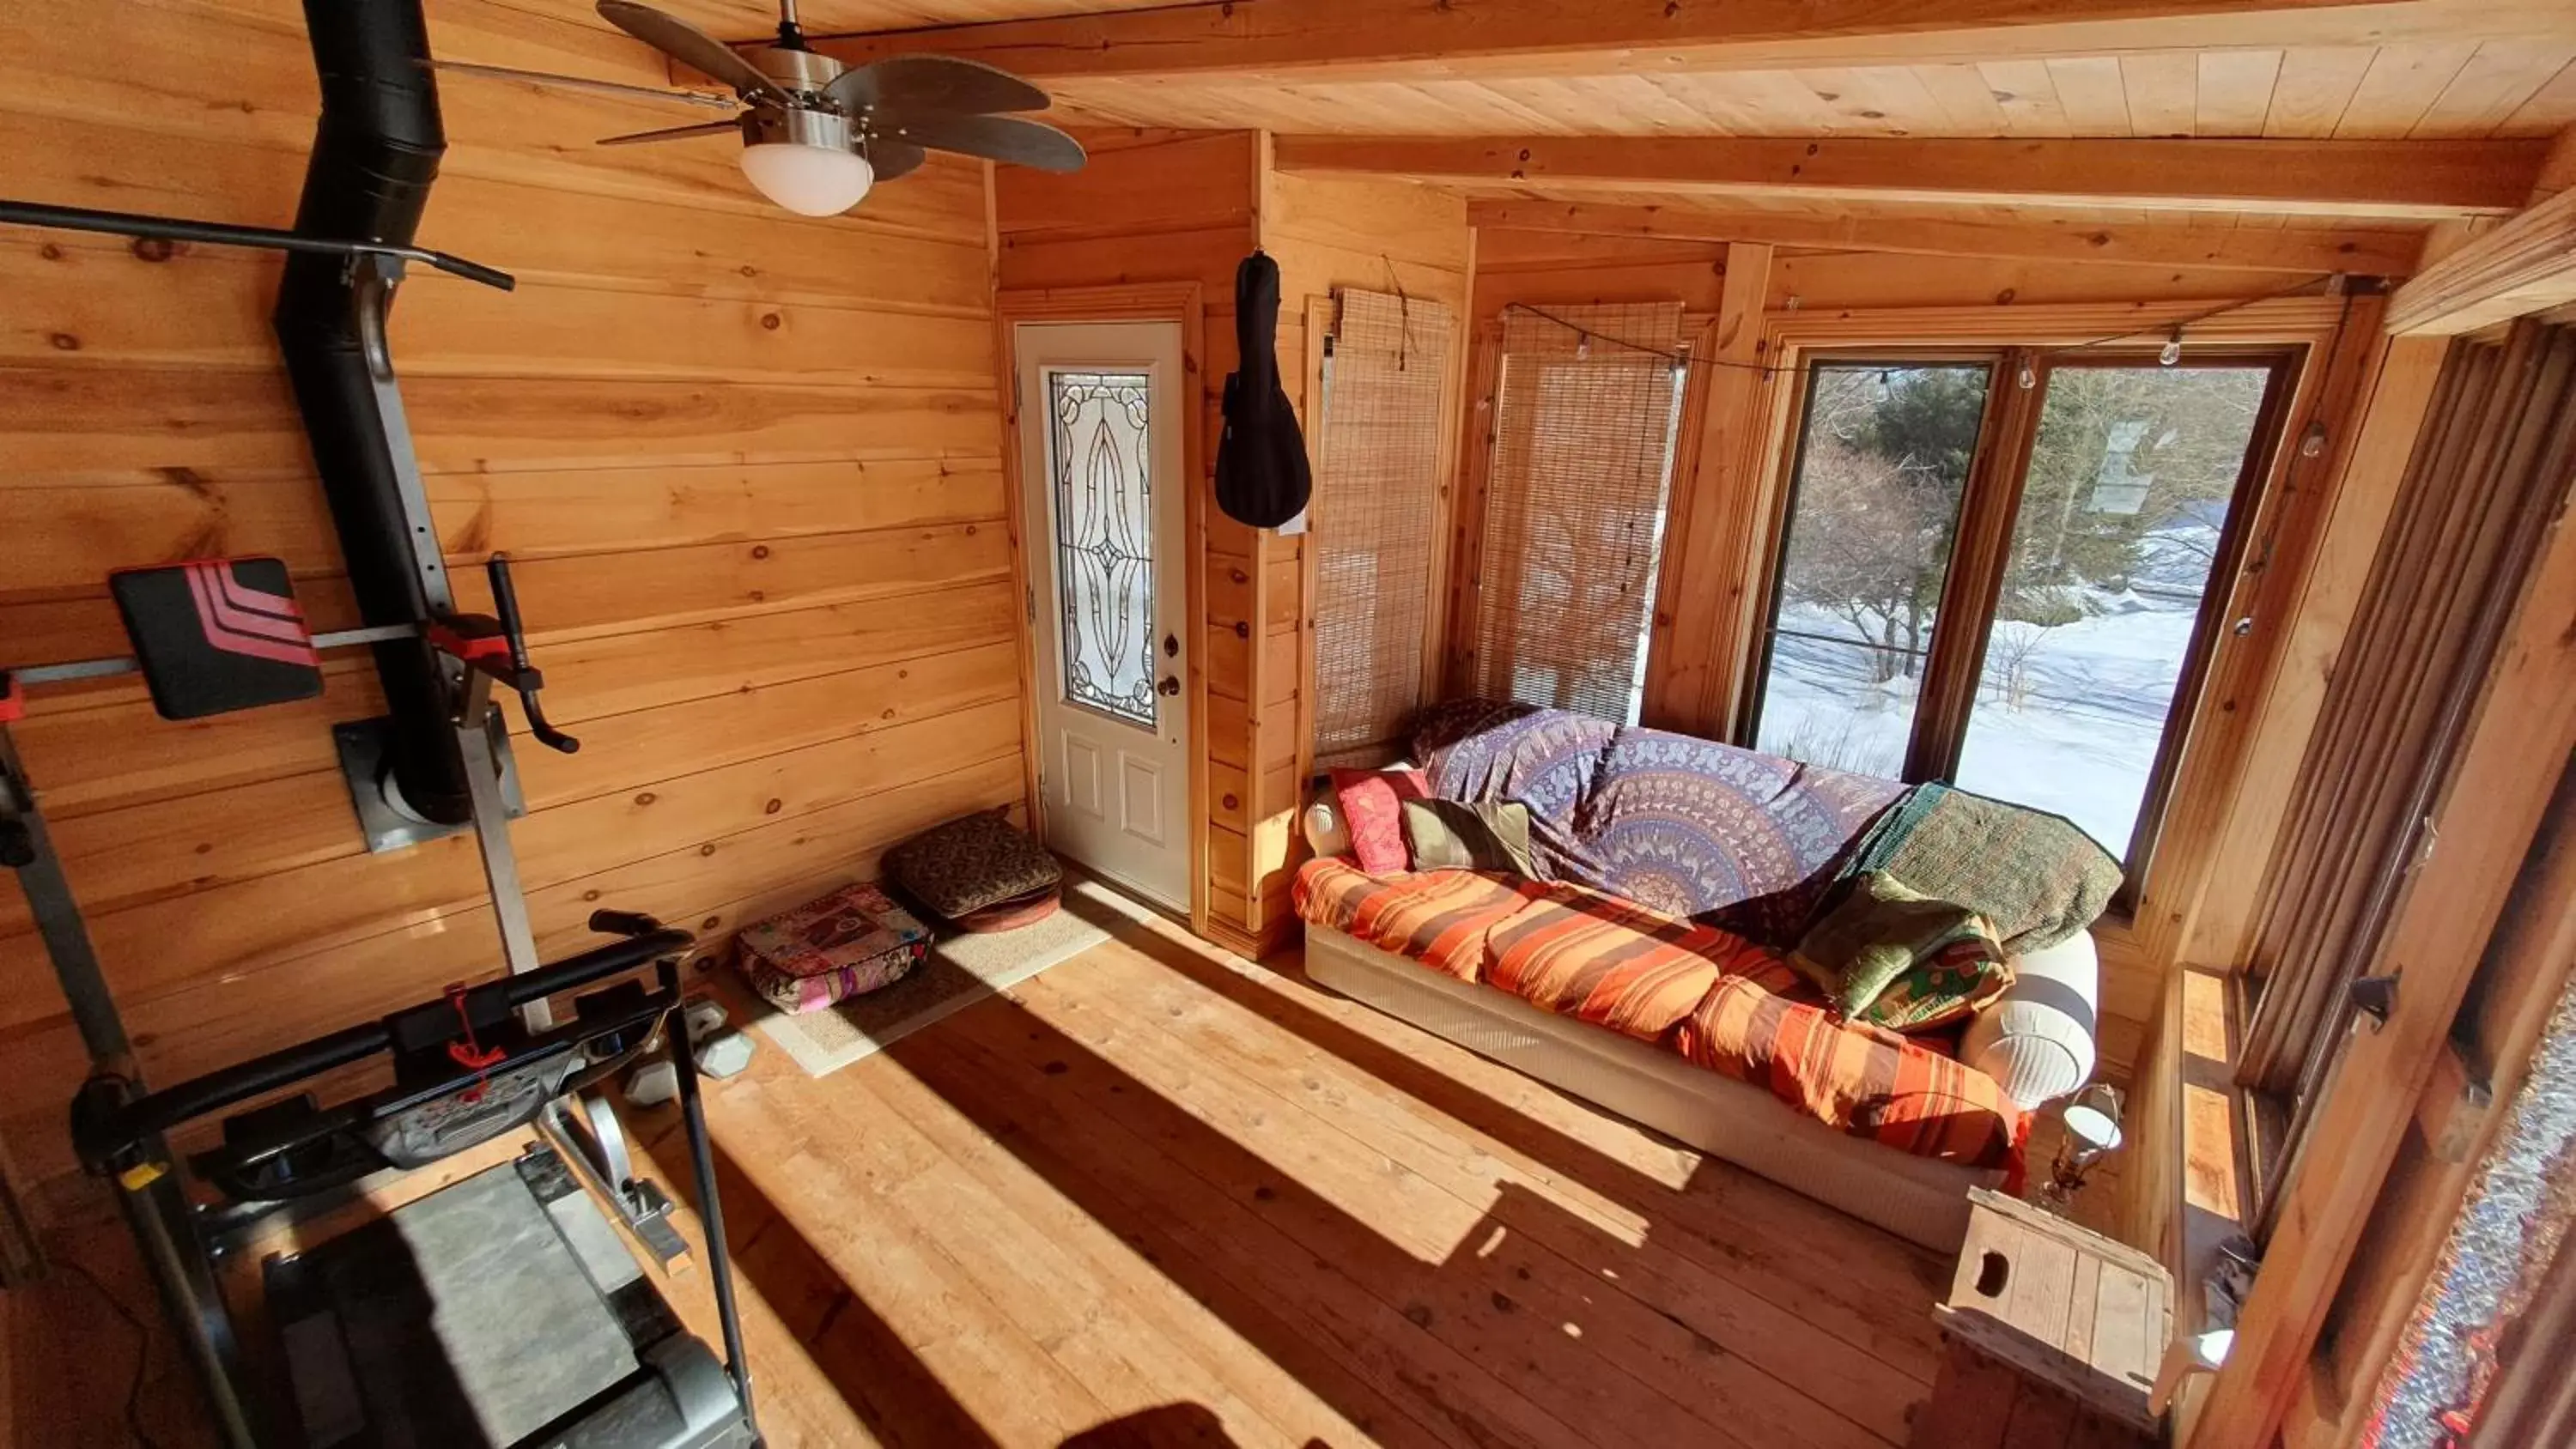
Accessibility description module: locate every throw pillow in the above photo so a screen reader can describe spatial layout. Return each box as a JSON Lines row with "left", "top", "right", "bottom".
{"left": 1790, "top": 872, "right": 2014, "bottom": 1031}
{"left": 1400, "top": 798, "right": 1537, "bottom": 876}
{"left": 1867, "top": 937, "right": 2017, "bottom": 1033}
{"left": 1329, "top": 767, "right": 1429, "bottom": 875}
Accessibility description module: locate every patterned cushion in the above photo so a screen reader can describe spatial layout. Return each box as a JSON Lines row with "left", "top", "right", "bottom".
{"left": 1790, "top": 872, "right": 2016, "bottom": 1029}
{"left": 884, "top": 810, "right": 1062, "bottom": 920}
{"left": 738, "top": 882, "right": 930, "bottom": 1014}
{"left": 1676, "top": 975, "right": 2022, "bottom": 1169}
{"left": 1483, "top": 885, "right": 1743, "bottom": 1043}
{"left": 1329, "top": 767, "right": 1428, "bottom": 875}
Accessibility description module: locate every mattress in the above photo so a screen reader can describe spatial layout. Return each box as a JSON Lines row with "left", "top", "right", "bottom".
{"left": 1303, "top": 922, "right": 1997, "bottom": 1252}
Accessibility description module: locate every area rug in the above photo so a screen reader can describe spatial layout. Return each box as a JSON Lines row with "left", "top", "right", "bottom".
{"left": 752, "top": 872, "right": 1153, "bottom": 1078}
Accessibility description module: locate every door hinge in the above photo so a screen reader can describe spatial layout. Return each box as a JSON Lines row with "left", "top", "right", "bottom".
{"left": 1026, "top": 583, "right": 1037, "bottom": 625}
{"left": 1011, "top": 369, "right": 1021, "bottom": 416}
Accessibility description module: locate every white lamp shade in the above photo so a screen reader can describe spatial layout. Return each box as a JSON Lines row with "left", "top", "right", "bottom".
{"left": 2063, "top": 1082, "right": 2126, "bottom": 1152}
{"left": 739, "top": 142, "right": 874, "bottom": 216}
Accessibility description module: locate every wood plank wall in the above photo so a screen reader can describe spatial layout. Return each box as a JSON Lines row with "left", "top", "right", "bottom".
{"left": 996, "top": 136, "right": 1473, "bottom": 954}
{"left": 994, "top": 128, "right": 1266, "bottom": 948}
{"left": 0, "top": 0, "right": 1016, "bottom": 1191}
{"left": 1257, "top": 171, "right": 1473, "bottom": 943}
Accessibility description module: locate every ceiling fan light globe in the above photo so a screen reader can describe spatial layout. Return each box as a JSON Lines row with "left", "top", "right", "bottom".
{"left": 739, "top": 142, "right": 873, "bottom": 215}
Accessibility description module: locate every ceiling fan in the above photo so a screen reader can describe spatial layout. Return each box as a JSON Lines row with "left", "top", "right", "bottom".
{"left": 441, "top": 0, "right": 1084, "bottom": 216}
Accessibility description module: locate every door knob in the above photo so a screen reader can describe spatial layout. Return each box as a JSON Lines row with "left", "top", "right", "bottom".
{"left": 1157, "top": 675, "right": 1181, "bottom": 697}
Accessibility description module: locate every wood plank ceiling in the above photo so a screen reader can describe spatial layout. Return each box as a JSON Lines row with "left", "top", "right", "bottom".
{"left": 770, "top": 1, "right": 2576, "bottom": 142}
{"left": 1029, "top": 38, "right": 2576, "bottom": 142}
{"left": 730, "top": 0, "right": 2576, "bottom": 249}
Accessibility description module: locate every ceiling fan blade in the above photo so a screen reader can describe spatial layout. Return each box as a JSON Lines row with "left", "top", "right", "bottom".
{"left": 597, "top": 119, "right": 741, "bottom": 146}
{"left": 596, "top": 0, "right": 792, "bottom": 106}
{"left": 877, "top": 113, "right": 1084, "bottom": 173}
{"left": 868, "top": 141, "right": 928, "bottom": 183}
{"left": 829, "top": 54, "right": 1050, "bottom": 117}
{"left": 428, "top": 58, "right": 737, "bottom": 110}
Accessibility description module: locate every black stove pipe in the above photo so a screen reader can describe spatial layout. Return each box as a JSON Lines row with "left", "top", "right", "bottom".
{"left": 273, "top": 0, "right": 471, "bottom": 826}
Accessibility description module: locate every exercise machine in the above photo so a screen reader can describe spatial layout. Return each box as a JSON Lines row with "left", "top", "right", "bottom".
{"left": 0, "top": 3, "right": 762, "bottom": 1442}
{"left": 4, "top": 561, "right": 762, "bottom": 1449}
{"left": 70, "top": 908, "right": 755, "bottom": 1449}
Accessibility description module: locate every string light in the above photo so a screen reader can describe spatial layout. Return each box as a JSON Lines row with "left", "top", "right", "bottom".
{"left": 2017, "top": 361, "right": 2038, "bottom": 391}
{"left": 1502, "top": 272, "right": 2341, "bottom": 381}
{"left": 1874, "top": 370, "right": 1893, "bottom": 402}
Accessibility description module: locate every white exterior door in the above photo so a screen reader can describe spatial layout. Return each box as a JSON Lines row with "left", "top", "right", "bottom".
{"left": 1014, "top": 321, "right": 1192, "bottom": 911}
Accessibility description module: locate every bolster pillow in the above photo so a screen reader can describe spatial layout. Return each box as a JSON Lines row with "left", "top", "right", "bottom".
{"left": 1960, "top": 930, "right": 2101, "bottom": 1109}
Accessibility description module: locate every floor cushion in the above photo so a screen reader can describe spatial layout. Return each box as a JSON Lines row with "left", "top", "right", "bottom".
{"left": 738, "top": 882, "right": 931, "bottom": 1014}
{"left": 885, "top": 809, "right": 1063, "bottom": 924}
{"left": 951, "top": 883, "right": 1063, "bottom": 934}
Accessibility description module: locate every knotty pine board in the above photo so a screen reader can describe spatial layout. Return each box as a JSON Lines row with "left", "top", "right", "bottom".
{"left": 0, "top": 0, "right": 1015, "bottom": 1191}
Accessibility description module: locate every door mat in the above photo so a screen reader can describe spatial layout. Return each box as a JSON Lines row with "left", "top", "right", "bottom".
{"left": 752, "top": 873, "right": 1153, "bottom": 1079}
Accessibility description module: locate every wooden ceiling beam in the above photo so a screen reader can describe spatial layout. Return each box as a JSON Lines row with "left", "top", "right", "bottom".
{"left": 1466, "top": 198, "right": 2427, "bottom": 276}
{"left": 2386, "top": 185, "right": 2576, "bottom": 333}
{"left": 801, "top": 0, "right": 2575, "bottom": 85}
{"left": 1273, "top": 136, "right": 2547, "bottom": 221}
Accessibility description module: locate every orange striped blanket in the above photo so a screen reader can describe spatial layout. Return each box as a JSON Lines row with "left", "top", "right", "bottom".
{"left": 1293, "top": 857, "right": 2026, "bottom": 1174}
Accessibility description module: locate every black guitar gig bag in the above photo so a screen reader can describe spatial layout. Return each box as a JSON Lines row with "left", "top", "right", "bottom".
{"left": 1214, "top": 250, "right": 1312, "bottom": 529}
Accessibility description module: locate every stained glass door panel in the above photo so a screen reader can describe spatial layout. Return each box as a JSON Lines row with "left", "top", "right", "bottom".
{"left": 1048, "top": 370, "right": 1157, "bottom": 729}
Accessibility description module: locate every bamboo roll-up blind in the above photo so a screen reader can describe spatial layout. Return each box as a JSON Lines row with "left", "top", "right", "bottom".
{"left": 2239, "top": 320, "right": 2576, "bottom": 1228}
{"left": 1468, "top": 301, "right": 1687, "bottom": 723}
{"left": 1312, "top": 288, "right": 1456, "bottom": 769}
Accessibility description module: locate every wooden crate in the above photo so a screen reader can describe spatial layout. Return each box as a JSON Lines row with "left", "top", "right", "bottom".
{"left": 1910, "top": 1187, "right": 2169, "bottom": 1447}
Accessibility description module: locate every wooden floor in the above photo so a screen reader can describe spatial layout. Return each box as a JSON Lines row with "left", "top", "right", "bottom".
{"left": 1, "top": 895, "right": 2122, "bottom": 1448}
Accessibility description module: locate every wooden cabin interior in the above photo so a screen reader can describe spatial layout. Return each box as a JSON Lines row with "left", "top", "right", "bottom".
{"left": 3, "top": 1, "right": 2575, "bottom": 1446}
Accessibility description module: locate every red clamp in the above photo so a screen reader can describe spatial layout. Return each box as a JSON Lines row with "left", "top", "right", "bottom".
{"left": 426, "top": 620, "right": 512, "bottom": 664}
{"left": 0, "top": 672, "right": 22, "bottom": 726}
{"left": 443, "top": 983, "right": 507, "bottom": 1103}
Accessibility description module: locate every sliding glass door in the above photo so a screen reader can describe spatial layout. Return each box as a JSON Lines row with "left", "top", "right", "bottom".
{"left": 1743, "top": 348, "right": 2294, "bottom": 895}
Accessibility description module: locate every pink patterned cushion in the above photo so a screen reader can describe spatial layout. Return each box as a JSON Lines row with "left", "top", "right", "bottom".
{"left": 1330, "top": 767, "right": 1428, "bottom": 875}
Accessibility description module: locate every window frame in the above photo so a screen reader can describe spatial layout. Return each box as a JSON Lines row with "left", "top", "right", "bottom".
{"left": 1737, "top": 343, "right": 2304, "bottom": 912}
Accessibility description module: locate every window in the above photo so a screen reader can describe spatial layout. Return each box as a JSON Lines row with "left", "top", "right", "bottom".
{"left": 1745, "top": 349, "right": 2293, "bottom": 889}
{"left": 1751, "top": 362, "right": 1993, "bottom": 778}
{"left": 1466, "top": 302, "right": 1687, "bottom": 724}
{"left": 1311, "top": 289, "right": 1455, "bottom": 768}
{"left": 1953, "top": 361, "right": 2277, "bottom": 865}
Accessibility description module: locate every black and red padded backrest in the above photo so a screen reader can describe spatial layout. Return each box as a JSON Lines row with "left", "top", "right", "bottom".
{"left": 108, "top": 557, "right": 323, "bottom": 720}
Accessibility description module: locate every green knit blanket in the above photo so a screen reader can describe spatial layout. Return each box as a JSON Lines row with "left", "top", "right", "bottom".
{"left": 1838, "top": 784, "right": 2123, "bottom": 954}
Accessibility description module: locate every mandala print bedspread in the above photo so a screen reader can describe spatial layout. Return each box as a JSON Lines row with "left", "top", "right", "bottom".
{"left": 1413, "top": 700, "right": 1903, "bottom": 944}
